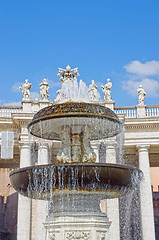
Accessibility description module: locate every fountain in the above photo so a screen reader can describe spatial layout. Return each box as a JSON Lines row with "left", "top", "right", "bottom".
{"left": 10, "top": 66, "right": 142, "bottom": 240}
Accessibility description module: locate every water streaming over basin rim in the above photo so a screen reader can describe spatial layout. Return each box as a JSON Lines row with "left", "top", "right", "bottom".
{"left": 28, "top": 102, "right": 122, "bottom": 140}
{"left": 9, "top": 163, "right": 142, "bottom": 200}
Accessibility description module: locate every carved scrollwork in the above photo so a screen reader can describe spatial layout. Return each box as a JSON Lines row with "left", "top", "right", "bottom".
{"left": 97, "top": 232, "right": 106, "bottom": 240}
{"left": 65, "top": 230, "right": 90, "bottom": 240}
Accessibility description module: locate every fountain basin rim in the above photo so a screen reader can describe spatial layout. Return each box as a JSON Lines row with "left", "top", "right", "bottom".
{"left": 27, "top": 102, "right": 122, "bottom": 140}
{"left": 9, "top": 163, "right": 142, "bottom": 200}
{"left": 10, "top": 163, "right": 138, "bottom": 175}
{"left": 28, "top": 112, "right": 120, "bottom": 127}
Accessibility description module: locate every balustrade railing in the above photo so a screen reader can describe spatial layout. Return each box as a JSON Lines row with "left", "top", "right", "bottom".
{"left": 115, "top": 105, "right": 159, "bottom": 118}
{"left": 0, "top": 105, "right": 159, "bottom": 119}
{"left": 114, "top": 106, "right": 137, "bottom": 118}
{"left": 145, "top": 105, "right": 159, "bottom": 117}
{"left": 0, "top": 106, "right": 23, "bottom": 118}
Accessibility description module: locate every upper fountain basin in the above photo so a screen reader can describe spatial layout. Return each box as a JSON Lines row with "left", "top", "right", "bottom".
{"left": 28, "top": 102, "right": 122, "bottom": 140}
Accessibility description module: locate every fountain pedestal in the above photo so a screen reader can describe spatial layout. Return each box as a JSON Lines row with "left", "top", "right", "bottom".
{"left": 44, "top": 193, "right": 111, "bottom": 240}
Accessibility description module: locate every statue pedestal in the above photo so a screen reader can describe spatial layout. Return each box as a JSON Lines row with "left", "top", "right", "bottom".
{"left": 105, "top": 101, "right": 115, "bottom": 111}
{"left": 39, "top": 100, "right": 50, "bottom": 109}
{"left": 22, "top": 99, "right": 32, "bottom": 113}
{"left": 137, "top": 105, "right": 146, "bottom": 118}
{"left": 44, "top": 193, "right": 111, "bottom": 240}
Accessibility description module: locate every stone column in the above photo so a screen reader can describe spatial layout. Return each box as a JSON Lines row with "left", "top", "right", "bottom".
{"left": 38, "top": 143, "right": 49, "bottom": 165}
{"left": 35, "top": 143, "right": 49, "bottom": 240}
{"left": 91, "top": 141, "right": 100, "bottom": 162}
{"left": 137, "top": 145, "right": 155, "bottom": 240}
{"left": 105, "top": 143, "right": 120, "bottom": 240}
{"left": 17, "top": 143, "right": 32, "bottom": 240}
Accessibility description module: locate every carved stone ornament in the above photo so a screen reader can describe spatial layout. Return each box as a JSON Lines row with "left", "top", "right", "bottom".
{"left": 97, "top": 232, "right": 106, "bottom": 240}
{"left": 65, "top": 231, "right": 90, "bottom": 240}
{"left": 57, "top": 65, "right": 79, "bottom": 85}
{"left": 50, "top": 233, "right": 55, "bottom": 240}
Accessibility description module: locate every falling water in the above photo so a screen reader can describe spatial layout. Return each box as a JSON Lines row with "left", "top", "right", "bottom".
{"left": 119, "top": 188, "right": 141, "bottom": 240}
{"left": 58, "top": 78, "right": 100, "bottom": 103}
{"left": 116, "top": 124, "right": 125, "bottom": 164}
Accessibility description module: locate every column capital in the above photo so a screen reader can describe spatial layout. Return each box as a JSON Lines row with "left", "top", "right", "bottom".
{"left": 105, "top": 143, "right": 117, "bottom": 149}
{"left": 38, "top": 143, "right": 48, "bottom": 150}
{"left": 19, "top": 142, "right": 30, "bottom": 149}
{"left": 104, "top": 140, "right": 117, "bottom": 148}
{"left": 91, "top": 140, "right": 101, "bottom": 147}
{"left": 136, "top": 144, "right": 150, "bottom": 151}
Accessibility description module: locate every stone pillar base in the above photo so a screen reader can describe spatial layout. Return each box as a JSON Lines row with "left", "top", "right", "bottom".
{"left": 105, "top": 101, "right": 115, "bottom": 111}
{"left": 136, "top": 105, "right": 146, "bottom": 118}
{"left": 21, "top": 99, "right": 33, "bottom": 112}
{"left": 44, "top": 193, "right": 111, "bottom": 240}
{"left": 39, "top": 100, "right": 49, "bottom": 109}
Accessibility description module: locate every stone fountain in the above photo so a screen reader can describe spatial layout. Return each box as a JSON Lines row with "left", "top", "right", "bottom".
{"left": 10, "top": 66, "right": 142, "bottom": 240}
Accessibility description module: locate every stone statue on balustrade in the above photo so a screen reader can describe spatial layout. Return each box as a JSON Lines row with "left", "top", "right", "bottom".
{"left": 19, "top": 79, "right": 32, "bottom": 100}
{"left": 54, "top": 89, "right": 64, "bottom": 102}
{"left": 88, "top": 80, "right": 98, "bottom": 101}
{"left": 40, "top": 78, "right": 50, "bottom": 101}
{"left": 137, "top": 85, "right": 146, "bottom": 105}
{"left": 101, "top": 78, "right": 112, "bottom": 101}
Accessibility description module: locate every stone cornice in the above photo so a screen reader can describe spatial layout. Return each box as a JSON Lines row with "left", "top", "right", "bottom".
{"left": 125, "top": 122, "right": 159, "bottom": 130}
{"left": 0, "top": 124, "right": 19, "bottom": 130}
{"left": 124, "top": 118, "right": 159, "bottom": 129}
{"left": 124, "top": 139, "right": 159, "bottom": 146}
{"left": 11, "top": 112, "right": 34, "bottom": 126}
{"left": 136, "top": 144, "right": 150, "bottom": 150}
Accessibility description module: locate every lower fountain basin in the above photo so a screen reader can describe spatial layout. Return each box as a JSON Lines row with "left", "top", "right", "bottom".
{"left": 9, "top": 163, "right": 142, "bottom": 200}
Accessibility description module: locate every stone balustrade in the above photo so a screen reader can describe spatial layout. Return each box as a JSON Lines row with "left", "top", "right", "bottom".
{"left": 0, "top": 106, "right": 22, "bottom": 118}
{"left": 115, "top": 105, "right": 159, "bottom": 118}
{"left": 145, "top": 105, "right": 159, "bottom": 117}
{"left": 0, "top": 104, "right": 159, "bottom": 119}
{"left": 114, "top": 106, "right": 137, "bottom": 118}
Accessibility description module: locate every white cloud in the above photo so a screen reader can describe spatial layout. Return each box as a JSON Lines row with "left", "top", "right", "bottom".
{"left": 122, "top": 60, "right": 159, "bottom": 98}
{"left": 122, "top": 78, "right": 159, "bottom": 97}
{"left": 124, "top": 60, "right": 159, "bottom": 76}
{"left": 0, "top": 100, "right": 21, "bottom": 106}
{"left": 0, "top": 100, "right": 5, "bottom": 105}
{"left": 47, "top": 80, "right": 61, "bottom": 89}
{"left": 31, "top": 91, "right": 41, "bottom": 100}
{"left": 4, "top": 101, "right": 21, "bottom": 106}
{"left": 12, "top": 82, "right": 24, "bottom": 93}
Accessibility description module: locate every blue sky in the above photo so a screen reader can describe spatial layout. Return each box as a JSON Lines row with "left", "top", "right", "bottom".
{"left": 0, "top": 0, "right": 159, "bottom": 106}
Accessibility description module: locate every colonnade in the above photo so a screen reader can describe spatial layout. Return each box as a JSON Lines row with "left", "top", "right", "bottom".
{"left": 17, "top": 128, "right": 156, "bottom": 240}
{"left": 105, "top": 143, "right": 120, "bottom": 240}
{"left": 137, "top": 145, "right": 155, "bottom": 240}
{"left": 17, "top": 143, "right": 32, "bottom": 240}
{"left": 17, "top": 126, "right": 50, "bottom": 240}
{"left": 35, "top": 144, "right": 49, "bottom": 240}
{"left": 97, "top": 141, "right": 155, "bottom": 240}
